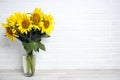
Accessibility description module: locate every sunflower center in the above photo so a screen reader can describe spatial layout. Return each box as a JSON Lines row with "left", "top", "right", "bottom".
{"left": 7, "top": 27, "right": 13, "bottom": 36}
{"left": 22, "top": 20, "right": 30, "bottom": 29}
{"left": 32, "top": 13, "right": 41, "bottom": 25}
{"left": 44, "top": 20, "right": 49, "bottom": 29}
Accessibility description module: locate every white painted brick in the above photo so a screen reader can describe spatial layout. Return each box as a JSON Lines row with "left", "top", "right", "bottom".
{"left": 0, "top": 0, "right": 120, "bottom": 69}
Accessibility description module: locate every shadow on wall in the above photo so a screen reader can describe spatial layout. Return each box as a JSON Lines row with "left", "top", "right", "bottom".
{"left": 0, "top": 33, "right": 24, "bottom": 69}
{"left": 0, "top": 33, "right": 25, "bottom": 55}
{"left": 0, "top": 35, "right": 10, "bottom": 48}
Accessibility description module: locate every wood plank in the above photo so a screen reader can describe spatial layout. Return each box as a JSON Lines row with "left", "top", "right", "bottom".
{"left": 0, "top": 69, "right": 120, "bottom": 80}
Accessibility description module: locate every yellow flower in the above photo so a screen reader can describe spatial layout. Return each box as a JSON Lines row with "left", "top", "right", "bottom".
{"left": 32, "top": 8, "right": 43, "bottom": 30}
{"left": 2, "top": 23, "right": 16, "bottom": 41}
{"left": 41, "top": 14, "right": 54, "bottom": 35}
{"left": 7, "top": 12, "right": 22, "bottom": 29}
{"left": 17, "top": 13, "right": 32, "bottom": 34}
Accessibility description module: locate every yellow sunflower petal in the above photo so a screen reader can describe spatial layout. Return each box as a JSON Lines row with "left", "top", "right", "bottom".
{"left": 2, "top": 23, "right": 8, "bottom": 28}
{"left": 32, "top": 8, "right": 43, "bottom": 30}
{"left": 17, "top": 13, "right": 32, "bottom": 34}
{"left": 6, "top": 12, "right": 22, "bottom": 29}
{"left": 5, "top": 26, "right": 16, "bottom": 41}
{"left": 41, "top": 14, "right": 54, "bottom": 35}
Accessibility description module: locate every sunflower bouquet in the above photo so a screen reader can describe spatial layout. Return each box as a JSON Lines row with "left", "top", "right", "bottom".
{"left": 2, "top": 8, "right": 54, "bottom": 76}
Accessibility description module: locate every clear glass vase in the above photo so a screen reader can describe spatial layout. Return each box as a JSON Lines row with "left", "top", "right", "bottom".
{"left": 23, "top": 54, "right": 35, "bottom": 77}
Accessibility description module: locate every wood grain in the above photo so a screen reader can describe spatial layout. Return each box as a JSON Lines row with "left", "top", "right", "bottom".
{"left": 0, "top": 69, "right": 120, "bottom": 80}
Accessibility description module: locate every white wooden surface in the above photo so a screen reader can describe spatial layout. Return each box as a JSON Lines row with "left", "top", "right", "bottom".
{"left": 0, "top": 0, "right": 120, "bottom": 69}
{"left": 0, "top": 69, "right": 120, "bottom": 80}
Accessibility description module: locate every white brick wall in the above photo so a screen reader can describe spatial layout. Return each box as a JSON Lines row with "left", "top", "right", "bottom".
{"left": 0, "top": 0, "right": 120, "bottom": 69}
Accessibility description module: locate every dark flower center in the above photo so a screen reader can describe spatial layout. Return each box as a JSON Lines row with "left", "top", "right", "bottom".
{"left": 44, "top": 20, "right": 49, "bottom": 29}
{"left": 22, "top": 20, "right": 30, "bottom": 29}
{"left": 7, "top": 27, "right": 13, "bottom": 36}
{"left": 32, "top": 13, "right": 41, "bottom": 25}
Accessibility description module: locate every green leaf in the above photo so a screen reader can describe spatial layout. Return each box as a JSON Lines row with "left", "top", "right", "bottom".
{"left": 22, "top": 42, "right": 33, "bottom": 54}
{"left": 32, "top": 41, "right": 46, "bottom": 51}
{"left": 41, "top": 34, "right": 50, "bottom": 38}
{"left": 39, "top": 42, "right": 46, "bottom": 51}
{"left": 22, "top": 41, "right": 46, "bottom": 53}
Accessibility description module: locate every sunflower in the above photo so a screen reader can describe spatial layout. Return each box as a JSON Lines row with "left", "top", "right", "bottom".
{"left": 7, "top": 12, "right": 22, "bottom": 29}
{"left": 17, "top": 13, "right": 32, "bottom": 34}
{"left": 32, "top": 8, "right": 43, "bottom": 30}
{"left": 41, "top": 14, "right": 54, "bottom": 35}
{"left": 2, "top": 23, "right": 16, "bottom": 41}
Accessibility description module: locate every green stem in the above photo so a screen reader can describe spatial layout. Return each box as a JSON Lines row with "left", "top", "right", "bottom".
{"left": 26, "top": 56, "right": 30, "bottom": 74}
{"left": 26, "top": 54, "right": 35, "bottom": 75}
{"left": 30, "top": 55, "right": 35, "bottom": 74}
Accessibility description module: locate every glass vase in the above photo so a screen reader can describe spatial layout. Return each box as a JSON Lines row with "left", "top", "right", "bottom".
{"left": 23, "top": 54, "right": 35, "bottom": 77}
